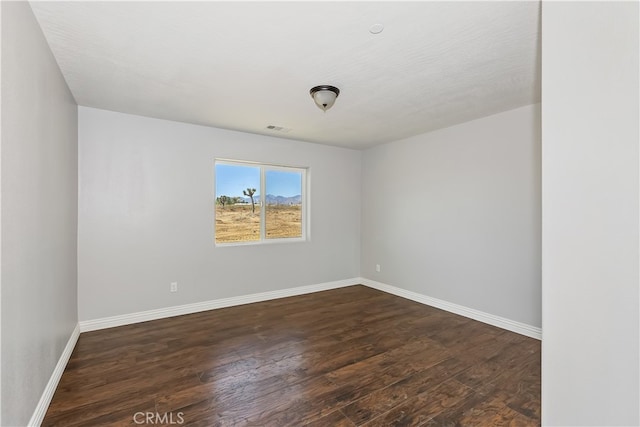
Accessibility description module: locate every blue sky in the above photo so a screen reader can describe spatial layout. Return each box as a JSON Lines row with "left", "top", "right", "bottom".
{"left": 215, "top": 164, "right": 301, "bottom": 197}
{"left": 266, "top": 170, "right": 301, "bottom": 197}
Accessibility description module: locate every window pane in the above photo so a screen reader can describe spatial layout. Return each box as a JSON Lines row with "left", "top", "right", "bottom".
{"left": 215, "top": 164, "right": 260, "bottom": 243}
{"left": 265, "top": 170, "right": 302, "bottom": 239}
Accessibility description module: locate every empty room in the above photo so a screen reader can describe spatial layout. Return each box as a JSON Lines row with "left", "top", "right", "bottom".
{"left": 2, "top": 1, "right": 639, "bottom": 426}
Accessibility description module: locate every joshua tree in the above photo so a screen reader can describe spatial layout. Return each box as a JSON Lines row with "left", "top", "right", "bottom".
{"left": 243, "top": 188, "right": 257, "bottom": 213}
{"left": 217, "top": 195, "right": 229, "bottom": 208}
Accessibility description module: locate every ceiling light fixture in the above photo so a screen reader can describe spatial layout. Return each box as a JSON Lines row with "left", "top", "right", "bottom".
{"left": 310, "top": 85, "right": 340, "bottom": 112}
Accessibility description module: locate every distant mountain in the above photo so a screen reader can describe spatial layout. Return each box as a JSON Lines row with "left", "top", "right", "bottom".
{"left": 264, "top": 194, "right": 302, "bottom": 205}
{"left": 240, "top": 194, "right": 301, "bottom": 205}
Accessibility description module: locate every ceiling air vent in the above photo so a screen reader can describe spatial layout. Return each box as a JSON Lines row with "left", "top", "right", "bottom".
{"left": 266, "top": 125, "right": 292, "bottom": 133}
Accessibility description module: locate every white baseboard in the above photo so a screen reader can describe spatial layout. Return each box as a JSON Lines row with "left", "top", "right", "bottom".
{"left": 79, "top": 277, "right": 541, "bottom": 339}
{"left": 359, "top": 277, "right": 542, "bottom": 340}
{"left": 79, "top": 278, "right": 360, "bottom": 332}
{"left": 28, "top": 323, "right": 80, "bottom": 427}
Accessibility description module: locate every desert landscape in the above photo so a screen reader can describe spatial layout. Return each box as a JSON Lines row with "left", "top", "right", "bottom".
{"left": 215, "top": 204, "right": 302, "bottom": 243}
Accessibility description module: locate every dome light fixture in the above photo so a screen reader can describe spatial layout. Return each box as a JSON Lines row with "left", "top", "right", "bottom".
{"left": 310, "top": 85, "right": 340, "bottom": 112}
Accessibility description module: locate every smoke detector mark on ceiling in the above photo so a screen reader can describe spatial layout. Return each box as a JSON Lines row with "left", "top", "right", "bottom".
{"left": 266, "top": 125, "right": 292, "bottom": 133}
{"left": 369, "top": 23, "right": 384, "bottom": 34}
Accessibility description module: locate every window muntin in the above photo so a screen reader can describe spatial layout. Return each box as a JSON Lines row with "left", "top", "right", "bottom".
{"left": 214, "top": 160, "right": 307, "bottom": 245}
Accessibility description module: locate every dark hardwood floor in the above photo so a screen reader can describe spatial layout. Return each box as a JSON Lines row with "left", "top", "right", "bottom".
{"left": 43, "top": 285, "right": 540, "bottom": 426}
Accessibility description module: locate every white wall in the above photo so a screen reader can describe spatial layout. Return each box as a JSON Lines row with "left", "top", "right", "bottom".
{"left": 541, "top": 2, "right": 639, "bottom": 425}
{"left": 361, "top": 104, "right": 541, "bottom": 328}
{"left": 1, "top": 2, "right": 78, "bottom": 425}
{"left": 78, "top": 107, "right": 361, "bottom": 321}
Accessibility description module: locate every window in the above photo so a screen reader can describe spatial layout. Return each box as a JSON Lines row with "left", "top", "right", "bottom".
{"left": 214, "top": 160, "right": 307, "bottom": 244}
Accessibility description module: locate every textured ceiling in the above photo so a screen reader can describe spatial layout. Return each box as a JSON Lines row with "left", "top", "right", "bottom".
{"left": 29, "top": 1, "right": 541, "bottom": 149}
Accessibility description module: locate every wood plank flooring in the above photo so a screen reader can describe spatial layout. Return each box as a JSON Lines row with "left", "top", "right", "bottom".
{"left": 43, "top": 285, "right": 540, "bottom": 426}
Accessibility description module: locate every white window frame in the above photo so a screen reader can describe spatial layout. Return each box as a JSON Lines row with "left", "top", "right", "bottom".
{"left": 214, "top": 159, "right": 309, "bottom": 246}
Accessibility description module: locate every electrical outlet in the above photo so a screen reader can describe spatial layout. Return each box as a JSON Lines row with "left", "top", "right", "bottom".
{"left": 170, "top": 282, "right": 178, "bottom": 292}
{"left": 375, "top": 264, "right": 381, "bottom": 272}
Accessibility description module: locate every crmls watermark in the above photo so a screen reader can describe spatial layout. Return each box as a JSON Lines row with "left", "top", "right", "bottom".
{"left": 133, "top": 412, "right": 185, "bottom": 425}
